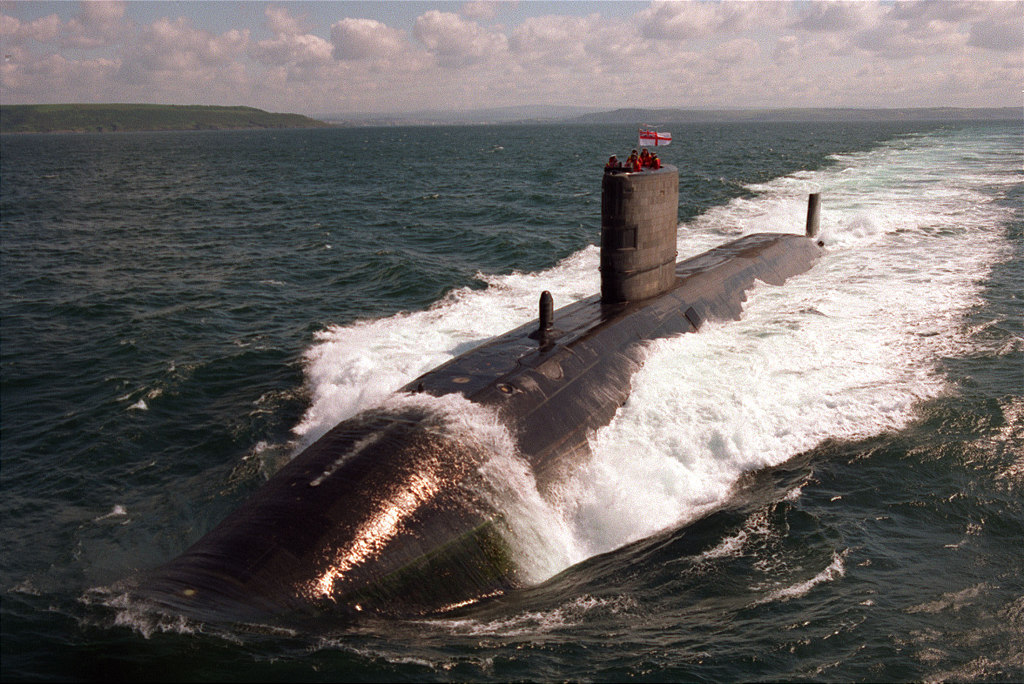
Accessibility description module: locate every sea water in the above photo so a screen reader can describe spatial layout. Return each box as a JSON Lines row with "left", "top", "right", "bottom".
{"left": 1, "top": 121, "right": 1021, "bottom": 681}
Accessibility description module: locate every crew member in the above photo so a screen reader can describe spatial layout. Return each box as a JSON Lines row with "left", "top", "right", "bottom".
{"left": 626, "top": 150, "right": 641, "bottom": 172}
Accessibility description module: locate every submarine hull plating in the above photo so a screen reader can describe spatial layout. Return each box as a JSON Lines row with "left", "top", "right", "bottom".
{"left": 144, "top": 404, "right": 519, "bottom": 620}
{"left": 140, "top": 231, "right": 823, "bottom": 620}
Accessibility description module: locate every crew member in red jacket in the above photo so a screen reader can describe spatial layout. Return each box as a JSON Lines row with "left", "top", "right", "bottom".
{"left": 626, "top": 150, "right": 641, "bottom": 171}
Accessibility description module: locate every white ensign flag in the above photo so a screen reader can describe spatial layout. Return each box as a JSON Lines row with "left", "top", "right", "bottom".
{"left": 638, "top": 129, "right": 672, "bottom": 147}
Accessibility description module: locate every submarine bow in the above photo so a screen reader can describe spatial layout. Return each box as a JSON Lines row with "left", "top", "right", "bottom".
{"left": 140, "top": 166, "right": 825, "bottom": 619}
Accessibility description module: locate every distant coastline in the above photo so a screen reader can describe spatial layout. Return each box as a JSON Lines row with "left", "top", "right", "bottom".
{"left": 322, "top": 105, "right": 1022, "bottom": 126}
{"left": 568, "top": 106, "right": 1022, "bottom": 125}
{"left": 2, "top": 103, "right": 1018, "bottom": 133}
{"left": 0, "top": 104, "right": 332, "bottom": 134}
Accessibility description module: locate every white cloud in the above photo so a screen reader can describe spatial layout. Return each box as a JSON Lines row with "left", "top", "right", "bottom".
{"left": 118, "top": 16, "right": 249, "bottom": 94}
{"left": 264, "top": 5, "right": 306, "bottom": 36}
{"left": 968, "top": 11, "right": 1024, "bottom": 52}
{"left": 253, "top": 32, "right": 333, "bottom": 67}
{"left": 253, "top": 6, "right": 332, "bottom": 68}
{"left": 413, "top": 10, "right": 508, "bottom": 68}
{"left": 0, "top": 12, "right": 62, "bottom": 45}
{"left": 460, "top": 1, "right": 501, "bottom": 22}
{"left": 853, "top": 15, "right": 968, "bottom": 58}
{"left": 0, "top": 3, "right": 129, "bottom": 52}
{"left": 330, "top": 17, "right": 409, "bottom": 61}
{"left": 789, "top": 1, "right": 882, "bottom": 33}
{"left": 1, "top": 51, "right": 121, "bottom": 100}
{"left": 63, "top": 0, "right": 127, "bottom": 48}
{"left": 889, "top": 0, "right": 986, "bottom": 23}
{"left": 713, "top": 37, "right": 760, "bottom": 65}
{"left": 637, "top": 1, "right": 778, "bottom": 41}
{"left": 637, "top": 1, "right": 720, "bottom": 40}
{"left": 509, "top": 12, "right": 649, "bottom": 80}
{"left": 0, "top": 1, "right": 1018, "bottom": 113}
{"left": 792, "top": 1, "right": 1021, "bottom": 60}
{"left": 511, "top": 14, "right": 598, "bottom": 66}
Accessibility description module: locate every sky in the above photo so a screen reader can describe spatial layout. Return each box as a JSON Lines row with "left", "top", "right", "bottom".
{"left": 1, "top": 1, "right": 1021, "bottom": 117}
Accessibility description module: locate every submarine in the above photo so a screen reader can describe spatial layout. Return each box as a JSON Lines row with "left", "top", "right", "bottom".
{"left": 140, "top": 164, "right": 825, "bottom": 621}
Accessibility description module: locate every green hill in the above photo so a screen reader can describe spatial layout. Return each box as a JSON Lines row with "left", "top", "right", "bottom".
{"left": 0, "top": 104, "right": 332, "bottom": 133}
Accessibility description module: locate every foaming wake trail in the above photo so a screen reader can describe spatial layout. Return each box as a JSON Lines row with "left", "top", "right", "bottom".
{"left": 294, "top": 127, "right": 1016, "bottom": 583}
{"left": 292, "top": 246, "right": 601, "bottom": 449}
{"left": 561, "top": 127, "right": 1016, "bottom": 558}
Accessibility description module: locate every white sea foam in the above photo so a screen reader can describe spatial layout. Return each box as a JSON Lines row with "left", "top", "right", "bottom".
{"left": 698, "top": 508, "right": 776, "bottom": 562}
{"left": 422, "top": 594, "right": 638, "bottom": 637}
{"left": 367, "top": 391, "right": 586, "bottom": 582}
{"left": 294, "top": 128, "right": 1017, "bottom": 583}
{"left": 94, "top": 505, "right": 128, "bottom": 522}
{"left": 291, "top": 247, "right": 600, "bottom": 448}
{"left": 558, "top": 128, "right": 1013, "bottom": 560}
{"left": 756, "top": 551, "right": 847, "bottom": 604}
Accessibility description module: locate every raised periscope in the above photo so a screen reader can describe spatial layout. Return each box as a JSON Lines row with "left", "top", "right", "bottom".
{"left": 140, "top": 165, "right": 825, "bottom": 621}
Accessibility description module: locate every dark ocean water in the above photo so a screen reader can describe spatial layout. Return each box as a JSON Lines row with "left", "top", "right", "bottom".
{"left": 1, "top": 121, "right": 1021, "bottom": 682}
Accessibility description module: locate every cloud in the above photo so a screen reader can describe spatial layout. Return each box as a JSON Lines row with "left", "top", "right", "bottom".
{"left": 511, "top": 14, "right": 600, "bottom": 67}
{"left": 788, "top": 2, "right": 881, "bottom": 33}
{"left": 772, "top": 32, "right": 850, "bottom": 63}
{"left": 0, "top": 1, "right": 1018, "bottom": 113}
{"left": 637, "top": 1, "right": 777, "bottom": 40}
{"left": 0, "top": 3, "right": 128, "bottom": 51}
{"left": 791, "top": 1, "right": 1022, "bottom": 59}
{"left": 254, "top": 7, "right": 332, "bottom": 67}
{"left": 0, "top": 12, "right": 62, "bottom": 45}
{"left": 413, "top": 10, "right": 508, "bottom": 68}
{"left": 330, "top": 17, "right": 409, "bottom": 61}
{"left": 713, "top": 37, "right": 760, "bottom": 65}
{"left": 637, "top": 1, "right": 720, "bottom": 40}
{"left": 253, "top": 32, "right": 333, "bottom": 67}
{"left": 510, "top": 12, "right": 650, "bottom": 79}
{"left": 1, "top": 50, "right": 121, "bottom": 99}
{"left": 968, "top": 6, "right": 1024, "bottom": 52}
{"left": 852, "top": 15, "right": 968, "bottom": 58}
{"left": 460, "top": 1, "right": 500, "bottom": 22}
{"left": 118, "top": 17, "right": 249, "bottom": 91}
{"left": 888, "top": 0, "right": 986, "bottom": 23}
{"left": 63, "top": 0, "right": 127, "bottom": 48}
{"left": 264, "top": 5, "right": 306, "bottom": 36}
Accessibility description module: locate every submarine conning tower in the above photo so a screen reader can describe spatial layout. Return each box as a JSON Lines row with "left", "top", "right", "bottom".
{"left": 600, "top": 164, "right": 680, "bottom": 304}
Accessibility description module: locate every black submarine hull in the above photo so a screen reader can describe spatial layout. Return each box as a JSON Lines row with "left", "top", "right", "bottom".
{"left": 140, "top": 230, "right": 823, "bottom": 620}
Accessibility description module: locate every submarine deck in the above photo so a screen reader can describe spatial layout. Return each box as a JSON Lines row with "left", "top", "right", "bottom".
{"left": 404, "top": 231, "right": 822, "bottom": 413}
{"left": 142, "top": 231, "right": 823, "bottom": 620}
